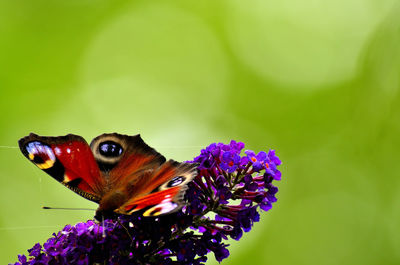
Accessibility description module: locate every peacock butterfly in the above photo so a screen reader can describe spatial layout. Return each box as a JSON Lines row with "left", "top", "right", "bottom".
{"left": 18, "top": 133, "right": 198, "bottom": 220}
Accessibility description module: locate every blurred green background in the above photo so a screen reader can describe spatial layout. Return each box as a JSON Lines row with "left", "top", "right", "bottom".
{"left": 1, "top": 0, "right": 400, "bottom": 264}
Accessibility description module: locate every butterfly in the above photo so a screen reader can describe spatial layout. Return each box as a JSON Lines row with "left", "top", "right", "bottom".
{"left": 18, "top": 133, "right": 198, "bottom": 220}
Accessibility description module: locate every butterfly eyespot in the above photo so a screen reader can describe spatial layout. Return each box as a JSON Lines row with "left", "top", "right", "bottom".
{"left": 167, "top": 176, "right": 185, "bottom": 187}
{"left": 25, "top": 141, "right": 56, "bottom": 169}
{"left": 99, "top": 141, "right": 123, "bottom": 157}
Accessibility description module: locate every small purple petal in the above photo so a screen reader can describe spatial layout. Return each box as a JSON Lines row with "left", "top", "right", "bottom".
{"left": 256, "top": 151, "right": 267, "bottom": 161}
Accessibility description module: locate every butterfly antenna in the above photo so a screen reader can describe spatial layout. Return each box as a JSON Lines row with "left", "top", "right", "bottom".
{"left": 42, "top": 206, "right": 95, "bottom": 211}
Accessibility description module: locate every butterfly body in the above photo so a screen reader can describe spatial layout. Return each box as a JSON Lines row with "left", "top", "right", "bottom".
{"left": 18, "top": 133, "right": 197, "bottom": 220}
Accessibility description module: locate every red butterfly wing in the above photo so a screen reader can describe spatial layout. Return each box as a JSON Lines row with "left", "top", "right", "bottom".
{"left": 117, "top": 160, "right": 197, "bottom": 216}
{"left": 19, "top": 133, "right": 104, "bottom": 202}
{"left": 89, "top": 134, "right": 197, "bottom": 217}
{"left": 122, "top": 186, "right": 182, "bottom": 216}
{"left": 19, "top": 132, "right": 198, "bottom": 218}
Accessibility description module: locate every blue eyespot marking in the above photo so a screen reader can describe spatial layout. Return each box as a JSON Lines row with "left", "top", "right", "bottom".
{"left": 25, "top": 141, "right": 56, "bottom": 169}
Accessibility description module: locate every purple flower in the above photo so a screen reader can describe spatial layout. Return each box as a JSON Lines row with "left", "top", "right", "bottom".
{"left": 244, "top": 150, "right": 268, "bottom": 171}
{"left": 28, "top": 243, "right": 41, "bottom": 257}
{"left": 220, "top": 151, "right": 241, "bottom": 173}
{"left": 14, "top": 255, "right": 28, "bottom": 265}
{"left": 11, "top": 140, "right": 281, "bottom": 265}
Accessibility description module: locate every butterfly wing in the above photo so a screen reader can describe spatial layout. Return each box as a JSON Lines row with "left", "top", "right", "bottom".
{"left": 19, "top": 132, "right": 198, "bottom": 218}
{"left": 89, "top": 133, "right": 166, "bottom": 178}
{"left": 117, "top": 160, "right": 198, "bottom": 217}
{"left": 89, "top": 133, "right": 197, "bottom": 217}
{"left": 18, "top": 133, "right": 104, "bottom": 202}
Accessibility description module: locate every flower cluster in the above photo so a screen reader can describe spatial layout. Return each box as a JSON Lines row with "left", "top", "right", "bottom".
{"left": 186, "top": 141, "right": 281, "bottom": 241}
{"left": 12, "top": 141, "right": 281, "bottom": 265}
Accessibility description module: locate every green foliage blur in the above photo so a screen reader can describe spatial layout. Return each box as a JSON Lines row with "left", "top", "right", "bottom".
{"left": 1, "top": 0, "right": 399, "bottom": 264}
